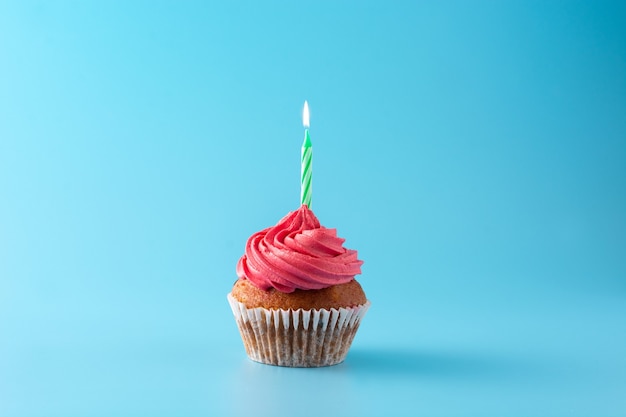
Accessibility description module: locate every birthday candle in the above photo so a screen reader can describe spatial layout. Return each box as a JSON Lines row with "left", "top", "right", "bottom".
{"left": 301, "top": 101, "right": 312, "bottom": 207}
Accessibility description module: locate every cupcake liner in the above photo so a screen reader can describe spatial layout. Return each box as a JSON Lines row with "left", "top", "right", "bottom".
{"left": 227, "top": 293, "right": 370, "bottom": 367}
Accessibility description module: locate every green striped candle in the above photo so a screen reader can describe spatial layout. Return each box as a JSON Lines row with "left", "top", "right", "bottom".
{"left": 301, "top": 101, "right": 312, "bottom": 207}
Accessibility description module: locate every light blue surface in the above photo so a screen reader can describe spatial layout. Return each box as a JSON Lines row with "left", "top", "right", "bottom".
{"left": 1, "top": 1, "right": 625, "bottom": 416}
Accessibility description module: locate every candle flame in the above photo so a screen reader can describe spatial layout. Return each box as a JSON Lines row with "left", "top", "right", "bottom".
{"left": 302, "top": 100, "right": 310, "bottom": 128}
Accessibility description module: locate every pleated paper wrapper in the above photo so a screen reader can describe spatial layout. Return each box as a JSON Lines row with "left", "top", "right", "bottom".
{"left": 227, "top": 293, "right": 370, "bottom": 367}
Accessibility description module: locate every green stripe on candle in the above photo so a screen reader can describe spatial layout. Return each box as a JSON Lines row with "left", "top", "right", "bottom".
{"left": 301, "top": 128, "right": 312, "bottom": 207}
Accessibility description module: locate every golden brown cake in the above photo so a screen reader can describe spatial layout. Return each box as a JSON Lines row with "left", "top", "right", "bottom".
{"left": 231, "top": 278, "right": 367, "bottom": 310}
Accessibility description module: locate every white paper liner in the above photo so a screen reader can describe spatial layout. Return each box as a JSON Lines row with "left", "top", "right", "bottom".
{"left": 227, "top": 293, "right": 370, "bottom": 367}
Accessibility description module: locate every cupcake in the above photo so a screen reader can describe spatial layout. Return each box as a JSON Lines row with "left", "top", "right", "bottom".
{"left": 227, "top": 204, "right": 370, "bottom": 367}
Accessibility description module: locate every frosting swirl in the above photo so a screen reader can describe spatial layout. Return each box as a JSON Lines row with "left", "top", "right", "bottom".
{"left": 236, "top": 205, "right": 363, "bottom": 293}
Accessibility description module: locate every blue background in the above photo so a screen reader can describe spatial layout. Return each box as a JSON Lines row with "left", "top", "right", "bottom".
{"left": 1, "top": 1, "right": 625, "bottom": 416}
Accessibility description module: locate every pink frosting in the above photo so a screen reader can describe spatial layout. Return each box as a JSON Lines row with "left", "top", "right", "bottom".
{"left": 236, "top": 205, "right": 363, "bottom": 293}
